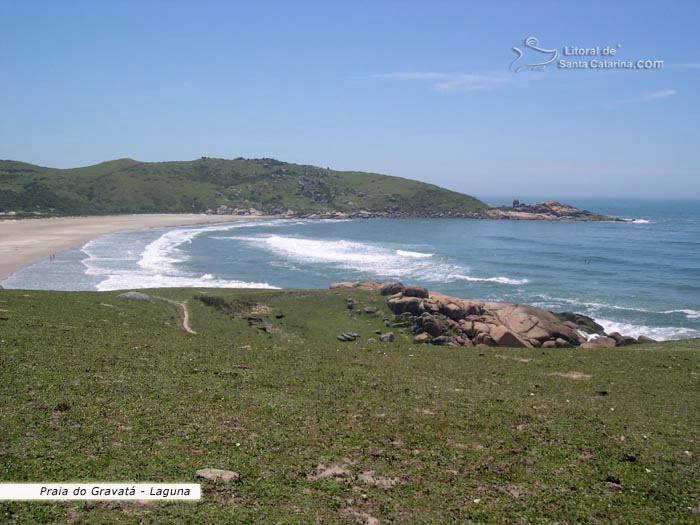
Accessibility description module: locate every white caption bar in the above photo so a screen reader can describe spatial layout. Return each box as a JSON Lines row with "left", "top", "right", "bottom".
{"left": 0, "top": 483, "right": 201, "bottom": 500}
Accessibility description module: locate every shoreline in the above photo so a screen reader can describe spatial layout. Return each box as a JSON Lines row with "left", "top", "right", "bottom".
{"left": 0, "top": 214, "right": 273, "bottom": 281}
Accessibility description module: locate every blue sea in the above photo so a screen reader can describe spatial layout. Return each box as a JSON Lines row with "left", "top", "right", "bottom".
{"left": 3, "top": 198, "right": 699, "bottom": 341}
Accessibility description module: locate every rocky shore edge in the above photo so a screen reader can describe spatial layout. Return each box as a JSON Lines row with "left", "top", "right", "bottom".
{"left": 330, "top": 281, "right": 656, "bottom": 349}
{"left": 207, "top": 199, "right": 623, "bottom": 222}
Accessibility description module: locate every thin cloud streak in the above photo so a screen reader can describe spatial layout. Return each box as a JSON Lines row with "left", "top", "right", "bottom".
{"left": 611, "top": 89, "right": 676, "bottom": 107}
{"left": 369, "top": 71, "right": 513, "bottom": 92}
{"left": 642, "top": 89, "right": 676, "bottom": 100}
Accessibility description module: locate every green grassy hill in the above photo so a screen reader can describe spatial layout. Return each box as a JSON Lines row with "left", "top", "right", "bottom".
{"left": 0, "top": 157, "right": 488, "bottom": 216}
{"left": 1, "top": 287, "right": 698, "bottom": 524}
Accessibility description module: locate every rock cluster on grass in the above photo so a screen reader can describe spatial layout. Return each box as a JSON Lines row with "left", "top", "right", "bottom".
{"left": 330, "top": 281, "right": 656, "bottom": 348}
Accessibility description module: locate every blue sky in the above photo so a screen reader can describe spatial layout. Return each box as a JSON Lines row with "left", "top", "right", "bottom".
{"left": 1, "top": 0, "right": 698, "bottom": 198}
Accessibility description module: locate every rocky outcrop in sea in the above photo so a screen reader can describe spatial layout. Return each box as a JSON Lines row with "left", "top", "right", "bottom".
{"left": 330, "top": 281, "right": 655, "bottom": 348}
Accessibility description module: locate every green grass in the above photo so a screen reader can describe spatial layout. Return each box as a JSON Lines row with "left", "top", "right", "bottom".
{"left": 0, "top": 288, "right": 699, "bottom": 524}
{"left": 0, "top": 157, "right": 488, "bottom": 216}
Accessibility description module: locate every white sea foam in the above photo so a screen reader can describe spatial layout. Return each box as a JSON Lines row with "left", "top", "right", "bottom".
{"left": 396, "top": 249, "right": 434, "bottom": 258}
{"left": 82, "top": 221, "right": 283, "bottom": 291}
{"left": 532, "top": 294, "right": 652, "bottom": 314}
{"left": 594, "top": 318, "right": 699, "bottom": 341}
{"left": 534, "top": 295, "right": 700, "bottom": 321}
{"left": 662, "top": 309, "right": 700, "bottom": 319}
{"left": 95, "top": 272, "right": 277, "bottom": 291}
{"left": 450, "top": 274, "right": 529, "bottom": 286}
{"left": 225, "top": 234, "right": 527, "bottom": 285}
{"left": 622, "top": 218, "right": 653, "bottom": 224}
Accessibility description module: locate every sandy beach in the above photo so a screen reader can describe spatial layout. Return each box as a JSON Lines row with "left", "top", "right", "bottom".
{"left": 0, "top": 214, "right": 272, "bottom": 281}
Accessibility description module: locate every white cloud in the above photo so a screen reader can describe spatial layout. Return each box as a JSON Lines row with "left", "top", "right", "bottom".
{"left": 611, "top": 89, "right": 676, "bottom": 107}
{"left": 641, "top": 89, "right": 676, "bottom": 100}
{"left": 369, "top": 71, "right": 513, "bottom": 93}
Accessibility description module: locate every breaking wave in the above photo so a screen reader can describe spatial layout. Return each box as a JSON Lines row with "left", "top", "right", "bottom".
{"left": 595, "top": 318, "right": 698, "bottom": 341}
{"left": 222, "top": 234, "right": 527, "bottom": 286}
{"left": 82, "top": 222, "right": 281, "bottom": 291}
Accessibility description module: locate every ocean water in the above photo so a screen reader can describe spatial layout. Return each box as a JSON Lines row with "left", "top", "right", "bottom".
{"left": 3, "top": 198, "right": 699, "bottom": 341}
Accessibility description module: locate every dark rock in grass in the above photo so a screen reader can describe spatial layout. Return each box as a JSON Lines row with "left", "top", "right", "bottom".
{"left": 337, "top": 332, "right": 358, "bottom": 342}
{"left": 415, "top": 313, "right": 443, "bottom": 337}
{"left": 117, "top": 291, "right": 150, "bottom": 301}
{"left": 380, "top": 282, "right": 405, "bottom": 296}
{"left": 196, "top": 468, "right": 240, "bottom": 482}
{"left": 595, "top": 390, "right": 609, "bottom": 396}
{"left": 379, "top": 332, "right": 394, "bottom": 343}
{"left": 364, "top": 306, "right": 378, "bottom": 314}
{"left": 346, "top": 298, "right": 355, "bottom": 310}
{"left": 623, "top": 453, "right": 637, "bottom": 462}
{"left": 431, "top": 335, "right": 454, "bottom": 346}
{"left": 605, "top": 475, "right": 622, "bottom": 489}
{"left": 637, "top": 335, "right": 657, "bottom": 344}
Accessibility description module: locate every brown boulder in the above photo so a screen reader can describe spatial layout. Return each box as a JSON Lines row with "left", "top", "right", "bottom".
{"left": 489, "top": 325, "right": 532, "bottom": 348}
{"left": 637, "top": 335, "right": 657, "bottom": 344}
{"left": 403, "top": 285, "right": 429, "bottom": 298}
{"left": 387, "top": 296, "right": 425, "bottom": 316}
{"left": 441, "top": 302, "right": 463, "bottom": 320}
{"left": 581, "top": 336, "right": 617, "bottom": 349}
{"left": 380, "top": 282, "right": 405, "bottom": 296}
{"left": 413, "top": 333, "right": 430, "bottom": 344}
{"left": 491, "top": 304, "right": 580, "bottom": 345}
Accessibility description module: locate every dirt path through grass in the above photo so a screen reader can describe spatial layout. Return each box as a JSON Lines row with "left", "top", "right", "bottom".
{"left": 152, "top": 295, "right": 197, "bottom": 334}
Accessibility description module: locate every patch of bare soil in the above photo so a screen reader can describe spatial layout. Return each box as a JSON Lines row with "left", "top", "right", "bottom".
{"left": 342, "top": 507, "right": 381, "bottom": 525}
{"left": 548, "top": 371, "right": 592, "bottom": 380}
{"left": 250, "top": 303, "right": 272, "bottom": 314}
{"left": 358, "top": 470, "right": 400, "bottom": 488}
{"left": 306, "top": 461, "right": 353, "bottom": 481}
{"left": 495, "top": 354, "right": 532, "bottom": 363}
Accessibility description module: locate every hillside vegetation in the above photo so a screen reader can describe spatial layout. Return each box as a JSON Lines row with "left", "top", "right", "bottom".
{"left": 1, "top": 287, "right": 698, "bottom": 524}
{"left": 0, "top": 158, "right": 488, "bottom": 216}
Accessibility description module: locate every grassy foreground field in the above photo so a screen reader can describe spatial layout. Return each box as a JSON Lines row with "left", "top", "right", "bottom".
{"left": 0, "top": 287, "right": 698, "bottom": 524}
